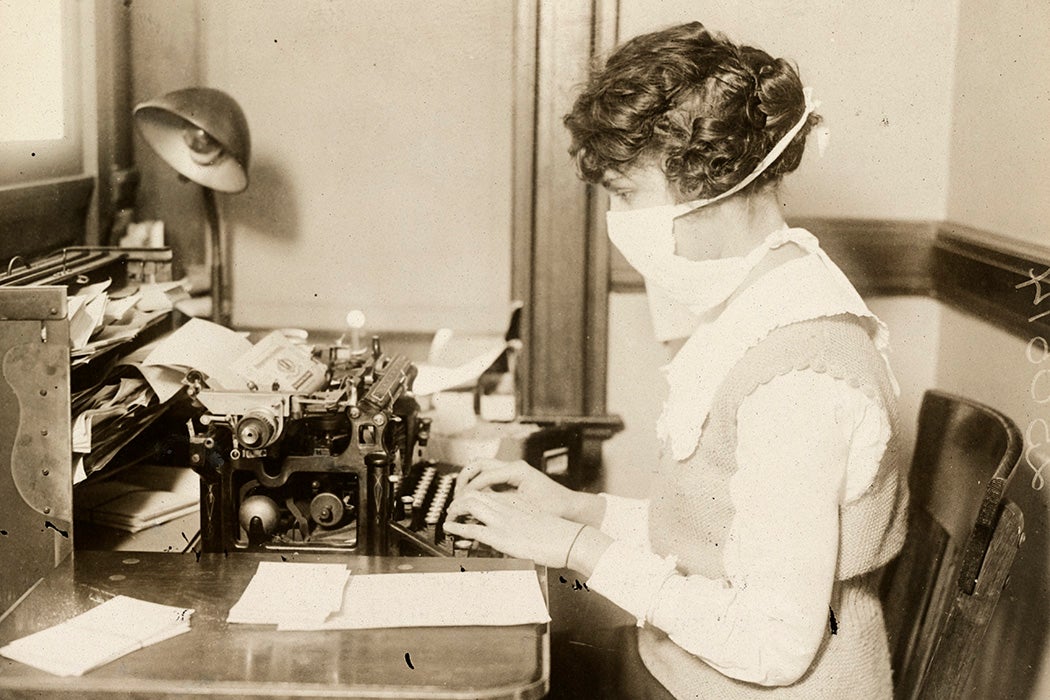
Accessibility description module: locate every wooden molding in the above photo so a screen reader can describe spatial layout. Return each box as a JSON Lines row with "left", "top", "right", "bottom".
{"left": 516, "top": 0, "right": 617, "bottom": 421}
{"left": 510, "top": 0, "right": 539, "bottom": 419}
{"left": 934, "top": 222, "right": 1050, "bottom": 339}
{"left": 792, "top": 218, "right": 938, "bottom": 296}
{"left": 609, "top": 217, "right": 938, "bottom": 297}
{"left": 608, "top": 215, "right": 1050, "bottom": 343}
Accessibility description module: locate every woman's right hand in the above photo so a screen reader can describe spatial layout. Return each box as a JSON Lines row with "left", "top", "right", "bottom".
{"left": 454, "top": 458, "right": 603, "bottom": 525}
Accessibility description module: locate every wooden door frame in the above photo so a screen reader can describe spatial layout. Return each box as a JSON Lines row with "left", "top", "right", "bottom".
{"left": 511, "top": 0, "right": 622, "bottom": 435}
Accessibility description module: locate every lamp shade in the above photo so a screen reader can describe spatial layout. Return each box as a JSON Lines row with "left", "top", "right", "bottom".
{"left": 134, "top": 87, "right": 251, "bottom": 193}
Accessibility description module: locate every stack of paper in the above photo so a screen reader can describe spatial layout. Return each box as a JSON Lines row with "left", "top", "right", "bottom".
{"left": 72, "top": 377, "right": 154, "bottom": 449}
{"left": 70, "top": 373, "right": 172, "bottom": 483}
{"left": 75, "top": 465, "right": 199, "bottom": 533}
{"left": 227, "top": 562, "right": 351, "bottom": 629}
{"left": 68, "top": 279, "right": 186, "bottom": 368}
{"left": 0, "top": 596, "right": 193, "bottom": 677}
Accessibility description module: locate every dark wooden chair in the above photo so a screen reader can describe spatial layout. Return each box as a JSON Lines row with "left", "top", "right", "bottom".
{"left": 881, "top": 390, "right": 1025, "bottom": 699}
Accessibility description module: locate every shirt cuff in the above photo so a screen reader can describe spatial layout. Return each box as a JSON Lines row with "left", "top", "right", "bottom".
{"left": 586, "top": 539, "right": 678, "bottom": 621}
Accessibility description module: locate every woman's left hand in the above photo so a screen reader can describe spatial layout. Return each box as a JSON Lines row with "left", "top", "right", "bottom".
{"left": 443, "top": 491, "right": 586, "bottom": 568}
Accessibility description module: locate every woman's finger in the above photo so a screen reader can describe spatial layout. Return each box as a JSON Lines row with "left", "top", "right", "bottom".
{"left": 458, "top": 465, "right": 525, "bottom": 494}
{"left": 446, "top": 492, "right": 505, "bottom": 524}
{"left": 454, "top": 459, "right": 504, "bottom": 496}
{"left": 441, "top": 519, "right": 484, "bottom": 540}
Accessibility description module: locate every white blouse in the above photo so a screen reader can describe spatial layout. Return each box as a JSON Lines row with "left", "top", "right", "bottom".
{"left": 586, "top": 230, "right": 896, "bottom": 686}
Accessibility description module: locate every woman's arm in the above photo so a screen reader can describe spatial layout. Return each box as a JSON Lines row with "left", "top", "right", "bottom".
{"left": 582, "top": 371, "right": 886, "bottom": 686}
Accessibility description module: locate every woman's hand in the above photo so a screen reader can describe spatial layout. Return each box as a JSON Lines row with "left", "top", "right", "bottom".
{"left": 454, "top": 458, "right": 605, "bottom": 526}
{"left": 443, "top": 491, "right": 592, "bottom": 569}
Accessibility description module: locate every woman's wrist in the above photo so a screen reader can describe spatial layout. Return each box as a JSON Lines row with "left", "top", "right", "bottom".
{"left": 565, "top": 491, "right": 607, "bottom": 528}
{"left": 566, "top": 526, "right": 613, "bottom": 577}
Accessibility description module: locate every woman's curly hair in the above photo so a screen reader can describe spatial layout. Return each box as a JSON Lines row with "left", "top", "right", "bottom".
{"left": 564, "top": 22, "right": 821, "bottom": 201}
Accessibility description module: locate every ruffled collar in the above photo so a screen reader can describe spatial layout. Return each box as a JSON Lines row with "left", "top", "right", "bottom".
{"left": 656, "top": 228, "right": 895, "bottom": 461}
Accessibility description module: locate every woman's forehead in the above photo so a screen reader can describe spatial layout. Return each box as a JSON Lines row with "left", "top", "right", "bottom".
{"left": 603, "top": 165, "right": 669, "bottom": 189}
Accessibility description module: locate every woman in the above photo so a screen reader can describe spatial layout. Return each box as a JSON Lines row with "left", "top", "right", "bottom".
{"left": 444, "top": 21, "right": 907, "bottom": 698}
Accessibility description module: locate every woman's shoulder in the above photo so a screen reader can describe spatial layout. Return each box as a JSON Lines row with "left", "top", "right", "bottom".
{"left": 738, "top": 369, "right": 892, "bottom": 502}
{"left": 736, "top": 313, "right": 883, "bottom": 379}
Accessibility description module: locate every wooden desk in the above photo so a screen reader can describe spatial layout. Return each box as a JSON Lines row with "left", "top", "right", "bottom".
{"left": 0, "top": 551, "right": 549, "bottom": 699}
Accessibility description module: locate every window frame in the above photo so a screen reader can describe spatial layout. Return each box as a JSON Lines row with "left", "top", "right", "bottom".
{"left": 0, "top": 0, "right": 96, "bottom": 265}
{"left": 0, "top": 0, "right": 84, "bottom": 187}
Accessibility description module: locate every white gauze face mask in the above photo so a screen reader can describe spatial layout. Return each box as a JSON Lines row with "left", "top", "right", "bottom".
{"left": 607, "top": 88, "right": 820, "bottom": 341}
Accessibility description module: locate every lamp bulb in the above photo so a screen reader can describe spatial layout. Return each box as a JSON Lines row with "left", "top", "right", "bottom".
{"left": 183, "top": 127, "right": 225, "bottom": 166}
{"left": 346, "top": 310, "right": 366, "bottom": 329}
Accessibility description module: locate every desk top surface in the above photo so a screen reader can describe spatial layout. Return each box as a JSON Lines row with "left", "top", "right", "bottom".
{"left": 0, "top": 551, "right": 548, "bottom": 699}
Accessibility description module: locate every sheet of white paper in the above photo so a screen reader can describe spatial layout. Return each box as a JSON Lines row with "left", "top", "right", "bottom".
{"left": 73, "top": 456, "right": 87, "bottom": 485}
{"left": 142, "top": 318, "right": 252, "bottom": 390}
{"left": 69, "top": 292, "right": 109, "bottom": 350}
{"left": 288, "top": 569, "right": 550, "bottom": 631}
{"left": 65, "top": 294, "right": 87, "bottom": 321}
{"left": 414, "top": 337, "right": 507, "bottom": 396}
{"left": 136, "top": 281, "right": 186, "bottom": 312}
{"left": 136, "top": 365, "right": 189, "bottom": 404}
{"left": 74, "top": 279, "right": 113, "bottom": 300}
{"left": 103, "top": 292, "right": 141, "bottom": 324}
{"left": 227, "top": 562, "right": 350, "bottom": 626}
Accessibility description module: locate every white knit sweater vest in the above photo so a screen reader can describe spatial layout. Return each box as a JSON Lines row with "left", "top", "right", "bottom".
{"left": 640, "top": 314, "right": 908, "bottom": 699}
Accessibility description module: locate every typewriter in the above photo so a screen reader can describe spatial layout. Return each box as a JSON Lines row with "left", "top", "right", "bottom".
{"left": 187, "top": 335, "right": 503, "bottom": 558}
{"left": 189, "top": 336, "right": 430, "bottom": 555}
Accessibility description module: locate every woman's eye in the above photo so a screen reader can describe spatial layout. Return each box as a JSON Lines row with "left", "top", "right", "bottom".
{"left": 611, "top": 190, "right": 632, "bottom": 203}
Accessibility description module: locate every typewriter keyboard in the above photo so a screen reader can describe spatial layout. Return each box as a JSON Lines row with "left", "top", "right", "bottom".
{"left": 393, "top": 460, "right": 497, "bottom": 557}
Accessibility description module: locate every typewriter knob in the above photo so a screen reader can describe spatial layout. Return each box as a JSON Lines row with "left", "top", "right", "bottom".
{"left": 235, "top": 408, "right": 280, "bottom": 449}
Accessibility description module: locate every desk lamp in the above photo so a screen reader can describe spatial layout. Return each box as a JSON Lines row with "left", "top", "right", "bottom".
{"left": 133, "top": 87, "right": 251, "bottom": 326}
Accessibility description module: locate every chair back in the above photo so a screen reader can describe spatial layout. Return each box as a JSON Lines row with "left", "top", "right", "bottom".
{"left": 881, "top": 390, "right": 1024, "bottom": 699}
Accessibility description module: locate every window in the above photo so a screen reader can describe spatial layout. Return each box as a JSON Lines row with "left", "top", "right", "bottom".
{"left": 0, "top": 0, "right": 82, "bottom": 185}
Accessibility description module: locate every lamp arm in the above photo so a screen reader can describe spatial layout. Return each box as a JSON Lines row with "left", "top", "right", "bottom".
{"left": 201, "top": 186, "right": 229, "bottom": 326}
